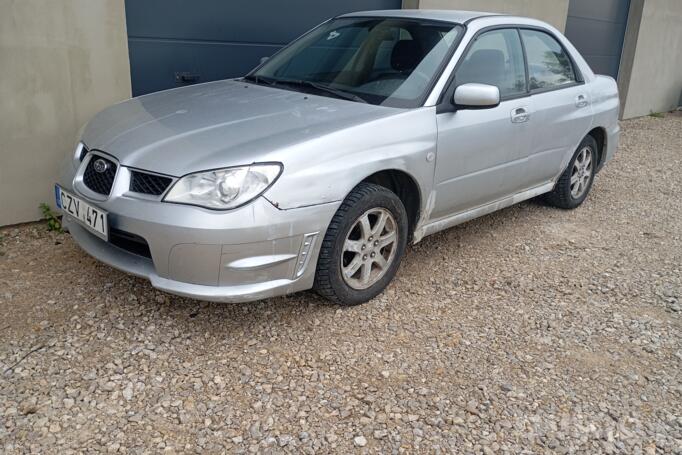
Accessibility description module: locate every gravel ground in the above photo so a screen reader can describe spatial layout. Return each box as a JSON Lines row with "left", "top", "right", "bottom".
{"left": 1, "top": 115, "right": 681, "bottom": 454}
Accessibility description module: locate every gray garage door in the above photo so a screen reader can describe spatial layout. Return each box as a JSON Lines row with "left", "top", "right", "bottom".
{"left": 564, "top": 0, "right": 630, "bottom": 78}
{"left": 125, "top": 0, "right": 401, "bottom": 96}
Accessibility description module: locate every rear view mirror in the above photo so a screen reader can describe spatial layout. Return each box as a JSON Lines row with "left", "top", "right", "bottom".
{"left": 260, "top": 56, "right": 270, "bottom": 65}
{"left": 453, "top": 83, "right": 500, "bottom": 109}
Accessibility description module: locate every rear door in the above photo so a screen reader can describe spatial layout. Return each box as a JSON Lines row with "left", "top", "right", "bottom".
{"left": 519, "top": 29, "right": 593, "bottom": 186}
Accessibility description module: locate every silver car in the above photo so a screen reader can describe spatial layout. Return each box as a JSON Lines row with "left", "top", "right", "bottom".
{"left": 56, "top": 10, "right": 620, "bottom": 305}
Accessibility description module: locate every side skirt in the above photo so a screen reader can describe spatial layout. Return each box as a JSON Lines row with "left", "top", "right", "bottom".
{"left": 416, "top": 181, "right": 555, "bottom": 241}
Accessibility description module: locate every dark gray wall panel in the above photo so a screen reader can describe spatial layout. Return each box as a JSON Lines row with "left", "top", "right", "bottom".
{"left": 126, "top": 0, "right": 401, "bottom": 96}
{"left": 564, "top": 0, "right": 630, "bottom": 78}
{"left": 567, "top": 0, "right": 630, "bottom": 23}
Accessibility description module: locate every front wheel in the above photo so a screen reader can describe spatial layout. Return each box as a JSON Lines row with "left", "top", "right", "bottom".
{"left": 544, "top": 135, "right": 598, "bottom": 209}
{"left": 314, "top": 183, "right": 408, "bottom": 305}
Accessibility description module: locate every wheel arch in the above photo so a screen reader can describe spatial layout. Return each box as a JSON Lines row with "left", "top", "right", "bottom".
{"left": 359, "top": 169, "right": 422, "bottom": 241}
{"left": 587, "top": 126, "right": 607, "bottom": 170}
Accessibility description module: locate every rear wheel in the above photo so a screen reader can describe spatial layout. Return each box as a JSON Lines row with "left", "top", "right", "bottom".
{"left": 314, "top": 183, "right": 408, "bottom": 305}
{"left": 545, "top": 135, "right": 598, "bottom": 209}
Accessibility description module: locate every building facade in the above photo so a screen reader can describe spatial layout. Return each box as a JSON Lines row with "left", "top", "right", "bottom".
{"left": 1, "top": 0, "right": 680, "bottom": 225}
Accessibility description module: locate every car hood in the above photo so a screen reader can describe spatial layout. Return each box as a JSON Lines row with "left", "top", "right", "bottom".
{"left": 82, "top": 79, "right": 401, "bottom": 176}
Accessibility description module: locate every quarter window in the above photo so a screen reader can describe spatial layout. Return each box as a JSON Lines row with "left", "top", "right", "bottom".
{"left": 521, "top": 29, "right": 576, "bottom": 90}
{"left": 455, "top": 28, "right": 526, "bottom": 98}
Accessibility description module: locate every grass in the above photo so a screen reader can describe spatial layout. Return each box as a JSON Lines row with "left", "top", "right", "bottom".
{"left": 39, "top": 203, "right": 63, "bottom": 233}
{"left": 649, "top": 111, "right": 665, "bottom": 118}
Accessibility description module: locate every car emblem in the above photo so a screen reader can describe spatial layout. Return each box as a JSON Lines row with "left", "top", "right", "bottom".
{"left": 93, "top": 159, "right": 108, "bottom": 173}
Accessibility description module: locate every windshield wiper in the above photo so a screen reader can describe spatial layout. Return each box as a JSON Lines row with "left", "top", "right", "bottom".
{"left": 242, "top": 74, "right": 276, "bottom": 86}
{"left": 244, "top": 76, "right": 368, "bottom": 104}
{"left": 273, "top": 79, "right": 368, "bottom": 104}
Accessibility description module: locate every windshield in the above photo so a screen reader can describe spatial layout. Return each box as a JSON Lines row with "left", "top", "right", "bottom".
{"left": 248, "top": 17, "right": 463, "bottom": 108}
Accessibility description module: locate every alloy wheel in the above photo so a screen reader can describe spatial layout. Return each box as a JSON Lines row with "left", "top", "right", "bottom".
{"left": 341, "top": 207, "right": 398, "bottom": 290}
{"left": 570, "top": 146, "right": 593, "bottom": 199}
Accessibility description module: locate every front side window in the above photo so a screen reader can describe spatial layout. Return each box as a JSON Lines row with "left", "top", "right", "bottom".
{"left": 454, "top": 28, "right": 526, "bottom": 98}
{"left": 521, "top": 29, "right": 576, "bottom": 90}
{"left": 248, "top": 18, "right": 463, "bottom": 107}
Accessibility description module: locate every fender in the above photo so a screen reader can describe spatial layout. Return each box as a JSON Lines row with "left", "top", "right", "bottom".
{"left": 264, "top": 107, "right": 438, "bottom": 216}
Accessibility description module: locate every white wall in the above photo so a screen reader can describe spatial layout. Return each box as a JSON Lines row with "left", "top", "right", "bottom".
{"left": 403, "top": 0, "right": 570, "bottom": 31}
{"left": 620, "top": 0, "right": 682, "bottom": 119}
{"left": 0, "top": 0, "right": 132, "bottom": 226}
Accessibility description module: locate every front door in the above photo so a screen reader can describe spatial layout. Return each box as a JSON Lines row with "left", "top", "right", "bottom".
{"left": 431, "top": 28, "right": 532, "bottom": 220}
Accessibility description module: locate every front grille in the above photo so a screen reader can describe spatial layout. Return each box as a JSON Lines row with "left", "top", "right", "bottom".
{"left": 109, "top": 229, "right": 152, "bottom": 258}
{"left": 83, "top": 155, "right": 117, "bottom": 195}
{"left": 130, "top": 170, "right": 173, "bottom": 196}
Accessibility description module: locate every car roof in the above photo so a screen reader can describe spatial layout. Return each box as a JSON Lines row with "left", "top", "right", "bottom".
{"left": 338, "top": 9, "right": 498, "bottom": 24}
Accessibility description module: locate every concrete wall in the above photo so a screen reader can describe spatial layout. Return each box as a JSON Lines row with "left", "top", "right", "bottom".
{"left": 403, "top": 0, "right": 570, "bottom": 31}
{"left": 0, "top": 0, "right": 132, "bottom": 226}
{"left": 620, "top": 0, "right": 682, "bottom": 119}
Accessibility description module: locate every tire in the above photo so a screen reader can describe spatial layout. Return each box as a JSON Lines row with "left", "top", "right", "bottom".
{"left": 314, "top": 183, "right": 408, "bottom": 306}
{"left": 544, "top": 135, "right": 598, "bottom": 209}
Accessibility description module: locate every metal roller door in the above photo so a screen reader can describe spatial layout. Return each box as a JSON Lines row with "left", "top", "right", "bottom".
{"left": 125, "top": 0, "right": 402, "bottom": 96}
{"left": 564, "top": 0, "right": 631, "bottom": 78}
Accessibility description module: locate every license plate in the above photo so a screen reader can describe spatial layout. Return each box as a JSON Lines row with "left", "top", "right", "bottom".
{"left": 55, "top": 185, "right": 108, "bottom": 240}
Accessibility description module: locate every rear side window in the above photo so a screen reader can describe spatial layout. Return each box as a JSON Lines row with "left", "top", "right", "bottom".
{"left": 521, "top": 29, "right": 576, "bottom": 90}
{"left": 455, "top": 28, "right": 526, "bottom": 98}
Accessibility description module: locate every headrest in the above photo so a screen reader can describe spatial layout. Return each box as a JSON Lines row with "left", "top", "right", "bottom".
{"left": 391, "top": 40, "right": 422, "bottom": 72}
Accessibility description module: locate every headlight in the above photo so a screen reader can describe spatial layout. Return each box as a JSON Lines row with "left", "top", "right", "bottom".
{"left": 163, "top": 163, "right": 282, "bottom": 210}
{"left": 70, "top": 123, "right": 88, "bottom": 168}
{"left": 75, "top": 122, "right": 87, "bottom": 146}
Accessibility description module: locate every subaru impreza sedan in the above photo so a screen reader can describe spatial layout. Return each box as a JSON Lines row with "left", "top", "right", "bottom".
{"left": 56, "top": 10, "right": 619, "bottom": 305}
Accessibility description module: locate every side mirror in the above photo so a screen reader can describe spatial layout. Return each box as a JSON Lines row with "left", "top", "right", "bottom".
{"left": 453, "top": 83, "right": 500, "bottom": 109}
{"left": 260, "top": 56, "right": 270, "bottom": 65}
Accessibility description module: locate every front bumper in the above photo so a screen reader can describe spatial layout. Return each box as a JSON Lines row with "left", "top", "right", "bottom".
{"left": 58, "top": 162, "right": 340, "bottom": 303}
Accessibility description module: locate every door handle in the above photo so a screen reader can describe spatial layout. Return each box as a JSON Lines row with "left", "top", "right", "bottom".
{"left": 511, "top": 107, "right": 529, "bottom": 123}
{"left": 575, "top": 94, "right": 589, "bottom": 108}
